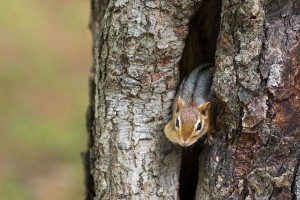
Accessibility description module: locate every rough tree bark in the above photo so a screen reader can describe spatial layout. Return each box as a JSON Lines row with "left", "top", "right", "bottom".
{"left": 86, "top": 0, "right": 203, "bottom": 199}
{"left": 85, "top": 0, "right": 300, "bottom": 199}
{"left": 196, "top": 1, "right": 300, "bottom": 199}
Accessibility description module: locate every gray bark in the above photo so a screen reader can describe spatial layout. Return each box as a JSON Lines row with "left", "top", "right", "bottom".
{"left": 87, "top": 0, "right": 202, "bottom": 199}
{"left": 86, "top": 0, "right": 300, "bottom": 199}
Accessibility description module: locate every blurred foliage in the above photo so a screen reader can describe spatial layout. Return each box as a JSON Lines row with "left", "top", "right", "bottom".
{"left": 0, "top": 0, "right": 91, "bottom": 199}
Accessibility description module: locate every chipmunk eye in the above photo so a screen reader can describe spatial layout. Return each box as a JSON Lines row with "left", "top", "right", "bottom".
{"left": 175, "top": 118, "right": 179, "bottom": 128}
{"left": 196, "top": 122, "right": 202, "bottom": 131}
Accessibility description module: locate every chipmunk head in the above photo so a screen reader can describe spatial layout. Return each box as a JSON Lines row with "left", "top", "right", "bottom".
{"left": 174, "top": 96, "right": 210, "bottom": 147}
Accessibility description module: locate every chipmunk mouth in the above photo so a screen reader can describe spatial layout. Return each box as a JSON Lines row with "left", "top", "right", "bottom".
{"left": 179, "top": 138, "right": 198, "bottom": 147}
{"left": 180, "top": 141, "right": 189, "bottom": 147}
{"left": 179, "top": 138, "right": 200, "bottom": 147}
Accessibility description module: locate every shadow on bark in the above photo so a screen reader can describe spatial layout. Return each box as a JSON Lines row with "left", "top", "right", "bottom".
{"left": 178, "top": 0, "right": 221, "bottom": 199}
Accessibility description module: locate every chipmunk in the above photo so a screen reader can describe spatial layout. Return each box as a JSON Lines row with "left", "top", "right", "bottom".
{"left": 164, "top": 64, "right": 216, "bottom": 147}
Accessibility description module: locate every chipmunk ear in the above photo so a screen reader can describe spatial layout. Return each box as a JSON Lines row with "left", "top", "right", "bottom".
{"left": 177, "top": 96, "right": 185, "bottom": 111}
{"left": 198, "top": 102, "right": 211, "bottom": 116}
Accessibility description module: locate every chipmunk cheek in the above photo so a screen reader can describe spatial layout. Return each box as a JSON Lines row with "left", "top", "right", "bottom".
{"left": 188, "top": 138, "right": 197, "bottom": 146}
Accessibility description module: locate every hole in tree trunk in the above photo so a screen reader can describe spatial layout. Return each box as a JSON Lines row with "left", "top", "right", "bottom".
{"left": 178, "top": 0, "right": 221, "bottom": 199}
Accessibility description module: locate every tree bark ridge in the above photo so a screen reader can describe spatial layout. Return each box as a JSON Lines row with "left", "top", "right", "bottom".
{"left": 196, "top": 0, "right": 300, "bottom": 199}
{"left": 88, "top": 0, "right": 206, "bottom": 199}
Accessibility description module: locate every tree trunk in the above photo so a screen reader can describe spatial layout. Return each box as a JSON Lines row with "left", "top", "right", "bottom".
{"left": 85, "top": 0, "right": 300, "bottom": 199}
{"left": 86, "top": 0, "right": 203, "bottom": 199}
{"left": 196, "top": 1, "right": 300, "bottom": 199}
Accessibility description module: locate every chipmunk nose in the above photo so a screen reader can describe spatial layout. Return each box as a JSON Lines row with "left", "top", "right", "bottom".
{"left": 181, "top": 141, "right": 189, "bottom": 147}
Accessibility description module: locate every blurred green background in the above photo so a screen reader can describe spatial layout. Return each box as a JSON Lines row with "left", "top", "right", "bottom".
{"left": 0, "top": 0, "right": 91, "bottom": 199}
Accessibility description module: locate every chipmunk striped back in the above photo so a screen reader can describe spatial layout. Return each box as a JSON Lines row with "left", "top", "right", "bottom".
{"left": 164, "top": 64, "right": 216, "bottom": 147}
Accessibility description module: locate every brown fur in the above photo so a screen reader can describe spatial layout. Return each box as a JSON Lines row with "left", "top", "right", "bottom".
{"left": 180, "top": 101, "right": 198, "bottom": 139}
{"left": 177, "top": 100, "right": 211, "bottom": 146}
{"left": 164, "top": 95, "right": 213, "bottom": 146}
{"left": 164, "top": 65, "right": 215, "bottom": 146}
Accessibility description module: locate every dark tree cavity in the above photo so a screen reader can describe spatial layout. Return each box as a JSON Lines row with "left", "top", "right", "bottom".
{"left": 85, "top": 0, "right": 300, "bottom": 199}
{"left": 178, "top": 0, "right": 221, "bottom": 199}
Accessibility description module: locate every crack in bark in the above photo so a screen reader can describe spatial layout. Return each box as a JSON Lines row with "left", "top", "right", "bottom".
{"left": 86, "top": 0, "right": 299, "bottom": 199}
{"left": 291, "top": 159, "right": 300, "bottom": 200}
{"left": 178, "top": 0, "right": 221, "bottom": 199}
